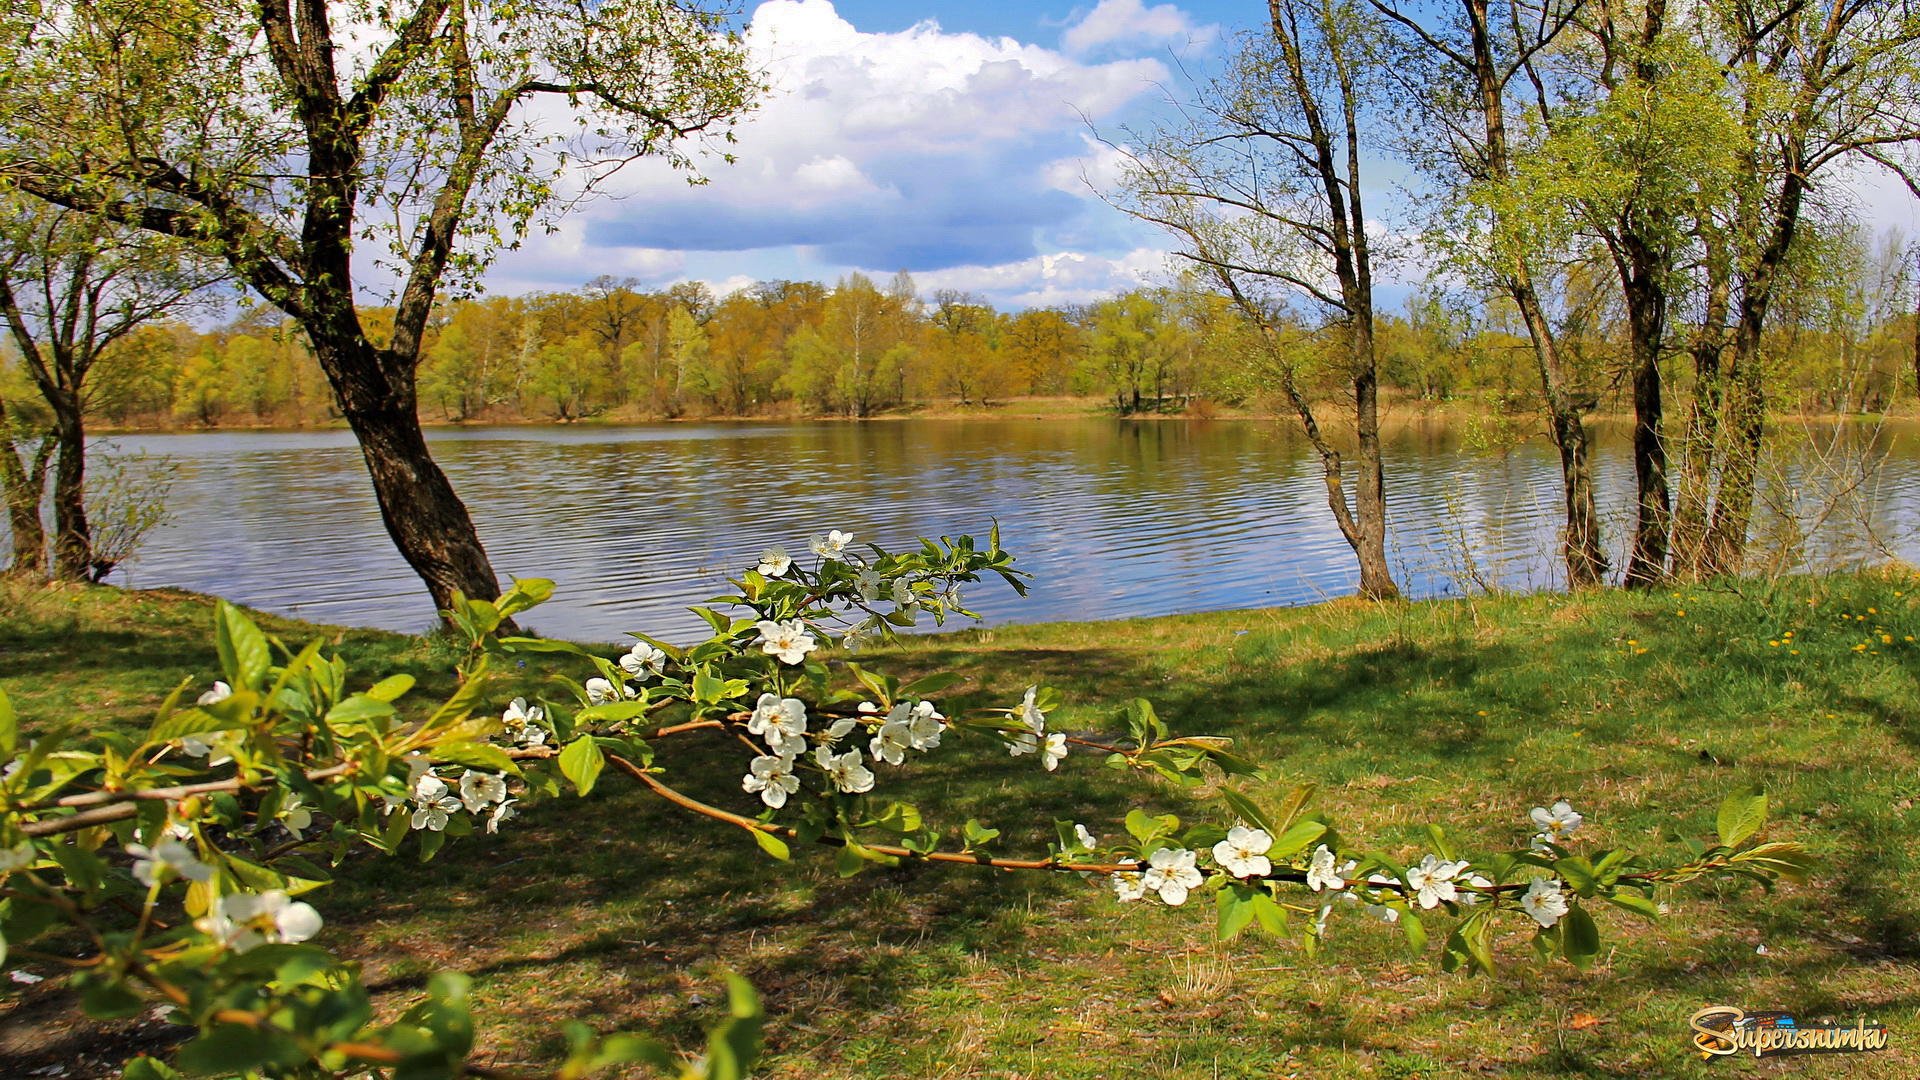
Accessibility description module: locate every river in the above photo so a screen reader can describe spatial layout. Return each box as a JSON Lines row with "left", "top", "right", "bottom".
{"left": 71, "top": 417, "right": 1920, "bottom": 642}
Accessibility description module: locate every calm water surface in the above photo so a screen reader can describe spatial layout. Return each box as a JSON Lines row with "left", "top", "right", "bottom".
{"left": 82, "top": 418, "right": 1920, "bottom": 642}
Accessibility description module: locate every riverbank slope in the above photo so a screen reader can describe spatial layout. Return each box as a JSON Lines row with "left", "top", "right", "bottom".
{"left": 3, "top": 573, "right": 1918, "bottom": 1077}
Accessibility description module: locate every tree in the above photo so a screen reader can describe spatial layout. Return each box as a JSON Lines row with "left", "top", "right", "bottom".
{"left": 1111, "top": 0, "right": 1401, "bottom": 599}
{"left": 1380, "top": 0, "right": 1632, "bottom": 589}
{"left": 0, "top": 200, "right": 214, "bottom": 580}
{"left": 0, "top": 0, "right": 760, "bottom": 613}
{"left": 1687, "top": 1, "right": 1920, "bottom": 575}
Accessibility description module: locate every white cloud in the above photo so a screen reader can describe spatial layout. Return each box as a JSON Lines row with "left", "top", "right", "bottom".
{"left": 915, "top": 247, "right": 1171, "bottom": 308}
{"left": 1062, "top": 0, "right": 1217, "bottom": 57}
{"left": 479, "top": 0, "right": 1189, "bottom": 307}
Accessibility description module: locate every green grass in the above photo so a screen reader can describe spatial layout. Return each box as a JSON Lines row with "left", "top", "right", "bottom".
{"left": 4, "top": 571, "right": 1920, "bottom": 1078}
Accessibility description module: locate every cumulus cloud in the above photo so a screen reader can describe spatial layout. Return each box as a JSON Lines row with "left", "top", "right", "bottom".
{"left": 485, "top": 0, "right": 1189, "bottom": 307}
{"left": 1061, "top": 0, "right": 1217, "bottom": 57}
{"left": 915, "top": 248, "right": 1171, "bottom": 308}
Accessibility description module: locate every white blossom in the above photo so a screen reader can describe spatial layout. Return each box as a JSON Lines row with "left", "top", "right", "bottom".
{"left": 1112, "top": 870, "right": 1148, "bottom": 902}
{"left": 855, "top": 570, "right": 885, "bottom": 602}
{"left": 1306, "top": 845, "right": 1350, "bottom": 892}
{"left": 458, "top": 772, "right": 509, "bottom": 813}
{"left": 409, "top": 774, "right": 461, "bottom": 832}
{"left": 757, "top": 547, "right": 793, "bottom": 578}
{"left": 486, "top": 799, "right": 517, "bottom": 834}
{"left": 1457, "top": 873, "right": 1494, "bottom": 905}
{"left": 180, "top": 733, "right": 234, "bottom": 768}
{"left": 748, "top": 694, "right": 809, "bottom": 753}
{"left": 1365, "top": 902, "right": 1401, "bottom": 924}
{"left": 1017, "top": 686, "right": 1046, "bottom": 733}
{"left": 501, "top": 697, "right": 547, "bottom": 747}
{"left": 1520, "top": 877, "right": 1570, "bottom": 927}
{"left": 1212, "top": 826, "right": 1274, "bottom": 879}
{"left": 127, "top": 841, "right": 212, "bottom": 887}
{"left": 1405, "top": 855, "right": 1466, "bottom": 909}
{"left": 910, "top": 699, "right": 948, "bottom": 749}
{"left": 755, "top": 620, "right": 819, "bottom": 665}
{"left": 1074, "top": 824, "right": 1098, "bottom": 850}
{"left": 196, "top": 681, "right": 232, "bottom": 706}
{"left": 810, "top": 530, "right": 853, "bottom": 559}
{"left": 815, "top": 746, "right": 875, "bottom": 794}
{"left": 1040, "top": 731, "right": 1068, "bottom": 771}
{"left": 280, "top": 795, "right": 314, "bottom": 839}
{"left": 584, "top": 677, "right": 632, "bottom": 705}
{"left": 195, "top": 890, "right": 322, "bottom": 952}
{"left": 823, "top": 717, "right": 859, "bottom": 743}
{"left": 869, "top": 719, "right": 913, "bottom": 766}
{"left": 891, "top": 578, "right": 916, "bottom": 608}
{"left": 1007, "top": 730, "right": 1039, "bottom": 757}
{"left": 1530, "top": 800, "right": 1583, "bottom": 841}
{"left": 743, "top": 754, "right": 801, "bottom": 808}
{"left": 1142, "top": 848, "right": 1204, "bottom": 906}
{"left": 619, "top": 642, "right": 667, "bottom": 680}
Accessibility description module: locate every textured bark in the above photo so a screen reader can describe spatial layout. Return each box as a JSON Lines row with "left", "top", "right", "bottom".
{"left": 49, "top": 399, "right": 90, "bottom": 580}
{"left": 1619, "top": 237, "right": 1671, "bottom": 587}
{"left": 1703, "top": 165, "right": 1807, "bottom": 574}
{"left": 1, "top": 412, "right": 53, "bottom": 576}
{"left": 1669, "top": 255, "right": 1731, "bottom": 580}
{"left": 310, "top": 333, "right": 502, "bottom": 615}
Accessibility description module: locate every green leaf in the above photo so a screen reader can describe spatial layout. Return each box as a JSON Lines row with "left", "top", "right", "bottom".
{"left": 496, "top": 636, "right": 592, "bottom": 657}
{"left": 1219, "top": 788, "right": 1275, "bottom": 836}
{"left": 1561, "top": 903, "right": 1601, "bottom": 970}
{"left": 0, "top": 685, "right": 15, "bottom": 756}
{"left": 1731, "top": 841, "right": 1816, "bottom": 882}
{"left": 364, "top": 674, "right": 415, "bottom": 703}
{"left": 324, "top": 695, "right": 397, "bottom": 729}
{"left": 558, "top": 735, "right": 605, "bottom": 796}
{"left": 432, "top": 741, "right": 521, "bottom": 777}
{"left": 1716, "top": 788, "right": 1768, "bottom": 849}
{"left": 1400, "top": 909, "right": 1426, "bottom": 954}
{"left": 751, "top": 828, "right": 790, "bottom": 861}
{"left": 573, "top": 701, "right": 655, "bottom": 724}
{"left": 214, "top": 600, "right": 271, "bottom": 690}
{"left": 1267, "top": 819, "right": 1327, "bottom": 860}
{"left": 496, "top": 577, "right": 556, "bottom": 619}
{"left": 703, "top": 974, "right": 764, "bottom": 1080}
{"left": 146, "top": 706, "right": 248, "bottom": 746}
{"left": 1216, "top": 885, "right": 1257, "bottom": 941}
{"left": 1606, "top": 891, "right": 1662, "bottom": 920}
{"left": 1555, "top": 855, "right": 1601, "bottom": 898}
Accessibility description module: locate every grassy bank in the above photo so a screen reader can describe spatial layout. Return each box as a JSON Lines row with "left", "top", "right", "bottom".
{"left": 3, "top": 573, "right": 1919, "bottom": 1077}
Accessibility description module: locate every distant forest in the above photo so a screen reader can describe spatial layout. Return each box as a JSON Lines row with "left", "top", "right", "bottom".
{"left": 9, "top": 225, "right": 1916, "bottom": 430}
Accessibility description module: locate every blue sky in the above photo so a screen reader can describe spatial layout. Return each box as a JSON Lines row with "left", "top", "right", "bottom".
{"left": 485, "top": 0, "right": 1254, "bottom": 308}
{"left": 481, "top": 0, "right": 1918, "bottom": 312}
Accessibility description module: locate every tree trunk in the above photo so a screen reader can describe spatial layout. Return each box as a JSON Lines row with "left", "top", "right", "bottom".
{"left": 2, "top": 422, "right": 52, "bottom": 576}
{"left": 1617, "top": 232, "right": 1671, "bottom": 587}
{"left": 49, "top": 392, "right": 91, "bottom": 581}
{"left": 314, "top": 337, "right": 504, "bottom": 615}
{"left": 1704, "top": 168, "right": 1806, "bottom": 574}
{"left": 1670, "top": 258, "right": 1731, "bottom": 580}
{"left": 1352, "top": 362, "right": 1398, "bottom": 600}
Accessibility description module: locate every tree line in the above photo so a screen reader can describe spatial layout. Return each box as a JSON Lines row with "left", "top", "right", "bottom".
{"left": 8, "top": 227, "right": 1913, "bottom": 437}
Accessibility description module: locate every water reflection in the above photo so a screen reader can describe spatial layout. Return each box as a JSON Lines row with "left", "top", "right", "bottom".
{"left": 58, "top": 418, "right": 1920, "bottom": 642}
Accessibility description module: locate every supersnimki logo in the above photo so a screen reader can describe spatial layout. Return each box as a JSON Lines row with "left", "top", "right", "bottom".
{"left": 1689, "top": 1005, "right": 1888, "bottom": 1059}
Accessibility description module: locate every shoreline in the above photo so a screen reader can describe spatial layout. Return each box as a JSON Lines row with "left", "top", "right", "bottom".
{"left": 90, "top": 397, "right": 1920, "bottom": 437}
